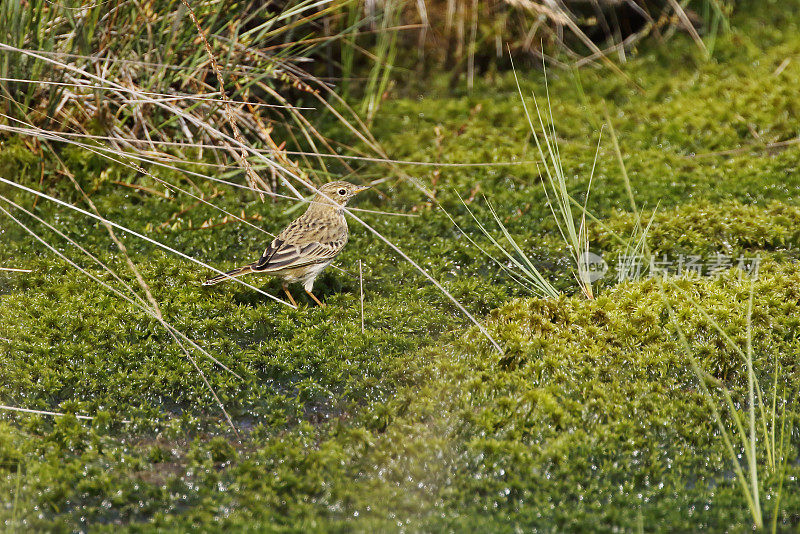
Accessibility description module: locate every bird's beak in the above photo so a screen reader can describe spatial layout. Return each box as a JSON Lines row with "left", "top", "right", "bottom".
{"left": 354, "top": 185, "right": 371, "bottom": 194}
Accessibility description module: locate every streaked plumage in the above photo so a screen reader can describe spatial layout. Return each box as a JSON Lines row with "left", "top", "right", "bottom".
{"left": 203, "top": 181, "right": 369, "bottom": 306}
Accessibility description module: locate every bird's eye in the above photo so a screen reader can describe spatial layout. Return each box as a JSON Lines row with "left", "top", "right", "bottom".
{"left": 338, "top": 188, "right": 347, "bottom": 196}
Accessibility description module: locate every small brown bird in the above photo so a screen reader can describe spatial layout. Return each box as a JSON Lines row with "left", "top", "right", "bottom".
{"left": 203, "top": 181, "right": 370, "bottom": 306}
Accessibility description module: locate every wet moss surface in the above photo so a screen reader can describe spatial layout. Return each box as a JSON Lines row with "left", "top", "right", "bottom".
{"left": 2, "top": 2, "right": 800, "bottom": 531}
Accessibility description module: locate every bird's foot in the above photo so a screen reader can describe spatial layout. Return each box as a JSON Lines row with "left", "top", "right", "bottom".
{"left": 283, "top": 284, "right": 298, "bottom": 307}
{"left": 305, "top": 289, "right": 325, "bottom": 307}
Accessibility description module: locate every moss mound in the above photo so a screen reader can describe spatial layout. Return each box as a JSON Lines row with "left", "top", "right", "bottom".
{"left": 3, "top": 2, "right": 800, "bottom": 531}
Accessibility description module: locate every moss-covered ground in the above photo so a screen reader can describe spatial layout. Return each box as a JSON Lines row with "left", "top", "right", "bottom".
{"left": 2, "top": 2, "right": 800, "bottom": 531}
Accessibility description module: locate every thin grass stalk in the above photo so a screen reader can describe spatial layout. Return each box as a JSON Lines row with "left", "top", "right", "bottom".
{"left": 745, "top": 280, "right": 762, "bottom": 525}
{"left": 603, "top": 110, "right": 640, "bottom": 223}
{"left": 181, "top": 0, "right": 271, "bottom": 198}
{"left": 0, "top": 176, "right": 295, "bottom": 307}
{"left": 697, "top": 0, "right": 732, "bottom": 58}
{"left": 661, "top": 287, "right": 762, "bottom": 528}
{"left": 347, "top": 208, "right": 504, "bottom": 353}
{"left": 0, "top": 193, "right": 242, "bottom": 380}
{"left": 576, "top": 126, "right": 605, "bottom": 289}
{"left": 0, "top": 404, "right": 129, "bottom": 423}
{"left": 538, "top": 5, "right": 642, "bottom": 91}
{"left": 564, "top": 95, "right": 781, "bottom": 527}
{"left": 769, "top": 358, "right": 779, "bottom": 469}
{"left": 618, "top": 206, "right": 658, "bottom": 282}
{"left": 467, "top": 0, "right": 477, "bottom": 89}
{"left": 666, "top": 0, "right": 709, "bottom": 57}
{"left": 601, "top": 106, "right": 658, "bottom": 283}
{"left": 361, "top": 0, "right": 398, "bottom": 124}
{"left": 0, "top": 76, "right": 307, "bottom": 108}
{"left": 771, "top": 392, "right": 790, "bottom": 533}
{"left": 439, "top": 199, "right": 540, "bottom": 294}
{"left": 339, "top": 2, "right": 360, "bottom": 99}
{"left": 510, "top": 52, "right": 598, "bottom": 298}
{"left": 0, "top": 203, "right": 240, "bottom": 436}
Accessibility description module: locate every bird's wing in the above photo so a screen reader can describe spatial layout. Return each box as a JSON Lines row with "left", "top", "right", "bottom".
{"left": 252, "top": 218, "right": 347, "bottom": 272}
{"left": 253, "top": 238, "right": 345, "bottom": 271}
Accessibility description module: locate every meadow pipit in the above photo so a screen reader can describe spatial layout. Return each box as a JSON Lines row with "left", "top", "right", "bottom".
{"left": 203, "top": 181, "right": 370, "bottom": 306}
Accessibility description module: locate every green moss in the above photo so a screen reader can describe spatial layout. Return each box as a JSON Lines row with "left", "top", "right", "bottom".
{"left": 597, "top": 199, "right": 800, "bottom": 257}
{"left": 3, "top": 2, "right": 800, "bottom": 531}
{"left": 427, "top": 260, "right": 800, "bottom": 531}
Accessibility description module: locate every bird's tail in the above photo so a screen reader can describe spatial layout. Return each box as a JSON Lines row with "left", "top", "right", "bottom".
{"left": 202, "top": 264, "right": 254, "bottom": 286}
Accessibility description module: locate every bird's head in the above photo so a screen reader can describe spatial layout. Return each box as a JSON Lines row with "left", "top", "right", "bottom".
{"left": 313, "top": 181, "right": 371, "bottom": 207}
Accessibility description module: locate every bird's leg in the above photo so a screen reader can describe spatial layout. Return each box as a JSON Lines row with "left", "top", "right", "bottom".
{"left": 305, "top": 289, "right": 325, "bottom": 307}
{"left": 282, "top": 283, "right": 298, "bottom": 307}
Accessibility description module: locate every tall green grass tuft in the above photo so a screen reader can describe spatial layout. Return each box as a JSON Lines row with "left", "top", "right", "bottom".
{"left": 443, "top": 57, "right": 655, "bottom": 300}
{"left": 359, "top": 0, "right": 400, "bottom": 125}
{"left": 0, "top": 0, "right": 64, "bottom": 120}
{"left": 510, "top": 56, "right": 603, "bottom": 299}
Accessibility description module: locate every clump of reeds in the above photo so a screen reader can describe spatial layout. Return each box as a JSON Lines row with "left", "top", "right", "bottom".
{"left": 383, "top": 0, "right": 732, "bottom": 86}
{"left": 0, "top": 0, "right": 403, "bottom": 196}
